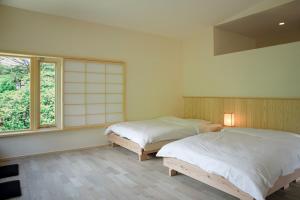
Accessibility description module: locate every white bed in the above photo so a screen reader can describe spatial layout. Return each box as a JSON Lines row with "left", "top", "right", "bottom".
{"left": 105, "top": 116, "right": 221, "bottom": 161}
{"left": 157, "top": 128, "right": 300, "bottom": 200}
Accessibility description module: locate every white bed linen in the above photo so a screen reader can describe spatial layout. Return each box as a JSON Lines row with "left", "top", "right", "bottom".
{"left": 157, "top": 128, "right": 300, "bottom": 200}
{"left": 105, "top": 116, "right": 210, "bottom": 148}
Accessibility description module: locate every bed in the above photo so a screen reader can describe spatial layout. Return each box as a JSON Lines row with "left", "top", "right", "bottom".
{"left": 105, "top": 116, "right": 222, "bottom": 161}
{"left": 157, "top": 128, "right": 300, "bottom": 200}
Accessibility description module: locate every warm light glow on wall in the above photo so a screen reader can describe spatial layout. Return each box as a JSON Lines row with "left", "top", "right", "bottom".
{"left": 224, "top": 113, "right": 235, "bottom": 127}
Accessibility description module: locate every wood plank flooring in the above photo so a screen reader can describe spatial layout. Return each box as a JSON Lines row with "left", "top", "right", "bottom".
{"left": 1, "top": 146, "right": 299, "bottom": 200}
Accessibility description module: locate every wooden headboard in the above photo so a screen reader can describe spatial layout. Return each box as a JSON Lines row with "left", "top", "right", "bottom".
{"left": 184, "top": 96, "right": 300, "bottom": 133}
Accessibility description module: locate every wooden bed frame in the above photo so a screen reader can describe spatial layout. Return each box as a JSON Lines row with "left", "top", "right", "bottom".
{"left": 164, "top": 157, "right": 300, "bottom": 200}
{"left": 107, "top": 124, "right": 223, "bottom": 161}
{"left": 107, "top": 133, "right": 175, "bottom": 161}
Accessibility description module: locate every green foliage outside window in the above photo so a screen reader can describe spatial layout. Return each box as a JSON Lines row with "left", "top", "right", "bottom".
{"left": 40, "top": 63, "right": 56, "bottom": 126}
{"left": 0, "top": 56, "right": 56, "bottom": 132}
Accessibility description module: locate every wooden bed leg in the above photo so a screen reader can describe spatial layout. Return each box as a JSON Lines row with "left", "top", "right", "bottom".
{"left": 239, "top": 197, "right": 254, "bottom": 200}
{"left": 283, "top": 184, "right": 289, "bottom": 190}
{"left": 168, "top": 169, "right": 177, "bottom": 176}
{"left": 138, "top": 153, "right": 149, "bottom": 161}
{"left": 111, "top": 143, "right": 119, "bottom": 147}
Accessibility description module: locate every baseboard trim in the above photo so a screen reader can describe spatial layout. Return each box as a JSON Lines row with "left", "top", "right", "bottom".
{"left": 0, "top": 143, "right": 110, "bottom": 162}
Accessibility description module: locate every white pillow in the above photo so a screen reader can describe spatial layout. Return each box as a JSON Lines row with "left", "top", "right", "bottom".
{"left": 184, "top": 118, "right": 211, "bottom": 124}
{"left": 202, "top": 123, "right": 223, "bottom": 132}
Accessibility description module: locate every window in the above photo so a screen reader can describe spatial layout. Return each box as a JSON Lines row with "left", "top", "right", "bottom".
{"left": 0, "top": 53, "right": 62, "bottom": 134}
{"left": 0, "top": 52, "right": 125, "bottom": 135}
{"left": 63, "top": 59, "right": 125, "bottom": 128}
{"left": 39, "top": 61, "right": 56, "bottom": 127}
{"left": 0, "top": 55, "right": 31, "bottom": 132}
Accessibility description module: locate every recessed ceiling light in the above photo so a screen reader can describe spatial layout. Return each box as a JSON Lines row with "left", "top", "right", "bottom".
{"left": 278, "top": 22, "right": 285, "bottom": 26}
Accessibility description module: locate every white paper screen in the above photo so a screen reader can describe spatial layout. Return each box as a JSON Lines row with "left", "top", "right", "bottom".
{"left": 64, "top": 60, "right": 125, "bottom": 128}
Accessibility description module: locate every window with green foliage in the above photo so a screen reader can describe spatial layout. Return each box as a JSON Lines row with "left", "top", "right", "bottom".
{"left": 40, "top": 62, "right": 56, "bottom": 127}
{"left": 0, "top": 56, "right": 31, "bottom": 132}
{"left": 0, "top": 54, "right": 61, "bottom": 134}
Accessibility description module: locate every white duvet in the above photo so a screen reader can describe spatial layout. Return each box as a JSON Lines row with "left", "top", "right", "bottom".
{"left": 105, "top": 116, "right": 210, "bottom": 148}
{"left": 157, "top": 128, "right": 300, "bottom": 200}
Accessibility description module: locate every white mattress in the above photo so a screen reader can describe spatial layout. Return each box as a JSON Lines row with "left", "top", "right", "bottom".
{"left": 105, "top": 116, "right": 211, "bottom": 148}
{"left": 157, "top": 128, "right": 300, "bottom": 200}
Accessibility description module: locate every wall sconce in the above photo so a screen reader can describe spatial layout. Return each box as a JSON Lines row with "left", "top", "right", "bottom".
{"left": 224, "top": 113, "right": 235, "bottom": 127}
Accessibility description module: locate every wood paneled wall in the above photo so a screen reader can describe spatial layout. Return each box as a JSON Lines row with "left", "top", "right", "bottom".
{"left": 184, "top": 97, "right": 300, "bottom": 133}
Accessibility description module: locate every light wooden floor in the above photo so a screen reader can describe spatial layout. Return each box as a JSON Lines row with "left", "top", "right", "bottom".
{"left": 1, "top": 146, "right": 300, "bottom": 200}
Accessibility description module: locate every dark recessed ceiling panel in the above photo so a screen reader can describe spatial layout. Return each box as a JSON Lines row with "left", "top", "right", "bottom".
{"left": 216, "top": 0, "right": 300, "bottom": 38}
{"left": 214, "top": 0, "right": 300, "bottom": 55}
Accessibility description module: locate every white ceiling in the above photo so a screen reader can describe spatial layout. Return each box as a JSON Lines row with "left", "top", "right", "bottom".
{"left": 0, "top": 0, "right": 264, "bottom": 38}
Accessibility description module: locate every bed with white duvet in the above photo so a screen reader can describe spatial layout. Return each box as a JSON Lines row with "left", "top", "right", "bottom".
{"left": 105, "top": 116, "right": 221, "bottom": 161}
{"left": 105, "top": 116, "right": 214, "bottom": 148}
{"left": 157, "top": 128, "right": 300, "bottom": 200}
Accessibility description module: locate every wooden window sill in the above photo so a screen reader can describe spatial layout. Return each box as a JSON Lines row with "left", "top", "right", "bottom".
{"left": 0, "top": 123, "right": 115, "bottom": 138}
{"left": 0, "top": 128, "right": 63, "bottom": 138}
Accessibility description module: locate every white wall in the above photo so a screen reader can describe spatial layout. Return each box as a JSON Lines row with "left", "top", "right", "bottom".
{"left": 0, "top": 6, "right": 183, "bottom": 159}
{"left": 183, "top": 27, "right": 300, "bottom": 97}
{"left": 0, "top": 128, "right": 107, "bottom": 159}
{"left": 183, "top": 0, "right": 300, "bottom": 98}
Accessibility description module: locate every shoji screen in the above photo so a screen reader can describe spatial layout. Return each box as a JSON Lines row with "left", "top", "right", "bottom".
{"left": 63, "top": 59, "right": 125, "bottom": 128}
